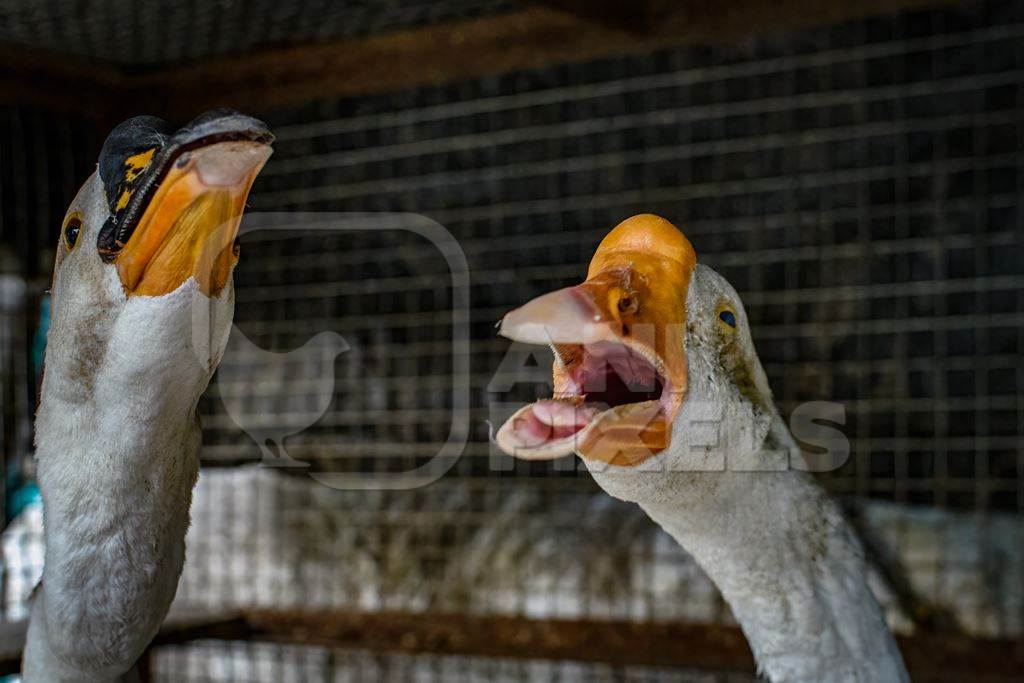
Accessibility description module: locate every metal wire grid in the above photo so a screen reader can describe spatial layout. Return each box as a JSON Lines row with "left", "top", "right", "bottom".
{"left": 157, "top": 5, "right": 1024, "bottom": 661}
{"left": 170, "top": 470, "right": 737, "bottom": 624}
{"left": 0, "top": 105, "right": 94, "bottom": 534}
{"left": 0, "top": 272, "right": 26, "bottom": 526}
{"left": 174, "top": 7, "right": 1024, "bottom": 671}
{"left": 201, "top": 0, "right": 1024, "bottom": 511}
{"left": 0, "top": 1, "right": 1022, "bottom": 680}
{"left": 0, "top": 107, "right": 94, "bottom": 279}
{"left": 0, "top": 0, "right": 521, "bottom": 68}
{"left": 150, "top": 641, "right": 757, "bottom": 683}
{"left": 3, "top": 463, "right": 1019, "bottom": 682}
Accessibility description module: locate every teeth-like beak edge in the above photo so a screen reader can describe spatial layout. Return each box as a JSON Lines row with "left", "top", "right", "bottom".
{"left": 115, "top": 141, "right": 272, "bottom": 297}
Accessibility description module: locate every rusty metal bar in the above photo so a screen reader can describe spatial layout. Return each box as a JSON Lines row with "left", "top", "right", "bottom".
{"left": 3, "top": 610, "right": 1023, "bottom": 680}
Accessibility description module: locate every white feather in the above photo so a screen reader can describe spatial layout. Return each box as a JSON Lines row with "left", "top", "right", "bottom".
{"left": 22, "top": 173, "right": 235, "bottom": 682}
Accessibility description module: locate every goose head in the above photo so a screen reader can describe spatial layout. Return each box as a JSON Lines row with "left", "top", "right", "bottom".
{"left": 495, "top": 214, "right": 781, "bottom": 506}
{"left": 42, "top": 110, "right": 272, "bottom": 411}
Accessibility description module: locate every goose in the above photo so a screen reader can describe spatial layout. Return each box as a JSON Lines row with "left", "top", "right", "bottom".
{"left": 22, "top": 110, "right": 272, "bottom": 682}
{"left": 495, "top": 214, "right": 909, "bottom": 682}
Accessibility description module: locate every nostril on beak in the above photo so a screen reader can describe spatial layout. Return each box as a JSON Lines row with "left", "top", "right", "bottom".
{"left": 195, "top": 141, "right": 273, "bottom": 187}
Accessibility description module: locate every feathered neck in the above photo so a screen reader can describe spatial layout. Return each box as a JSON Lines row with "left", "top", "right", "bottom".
{"left": 23, "top": 280, "right": 230, "bottom": 682}
{"left": 639, "top": 448, "right": 909, "bottom": 683}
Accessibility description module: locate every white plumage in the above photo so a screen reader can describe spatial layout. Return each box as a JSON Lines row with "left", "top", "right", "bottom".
{"left": 23, "top": 174, "right": 237, "bottom": 682}
{"left": 20, "top": 111, "right": 270, "bottom": 681}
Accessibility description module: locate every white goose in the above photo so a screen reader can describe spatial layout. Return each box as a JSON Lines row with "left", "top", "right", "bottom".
{"left": 496, "top": 214, "right": 909, "bottom": 682}
{"left": 22, "top": 110, "right": 272, "bottom": 682}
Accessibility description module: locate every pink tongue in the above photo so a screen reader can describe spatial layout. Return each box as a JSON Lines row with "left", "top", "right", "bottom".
{"left": 495, "top": 399, "right": 605, "bottom": 460}
{"left": 509, "top": 401, "right": 593, "bottom": 444}
{"left": 534, "top": 400, "right": 593, "bottom": 427}
{"left": 524, "top": 400, "right": 599, "bottom": 442}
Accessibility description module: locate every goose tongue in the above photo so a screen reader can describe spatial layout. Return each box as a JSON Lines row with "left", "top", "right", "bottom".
{"left": 495, "top": 397, "right": 667, "bottom": 466}
{"left": 532, "top": 399, "right": 598, "bottom": 434}
{"left": 495, "top": 399, "right": 599, "bottom": 461}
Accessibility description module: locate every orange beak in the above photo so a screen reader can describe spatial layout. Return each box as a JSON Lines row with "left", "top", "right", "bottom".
{"left": 115, "top": 140, "right": 272, "bottom": 297}
{"left": 496, "top": 214, "right": 697, "bottom": 466}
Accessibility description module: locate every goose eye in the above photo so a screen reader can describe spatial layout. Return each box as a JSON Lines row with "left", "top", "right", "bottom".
{"left": 718, "top": 309, "right": 737, "bottom": 328}
{"left": 63, "top": 216, "right": 82, "bottom": 250}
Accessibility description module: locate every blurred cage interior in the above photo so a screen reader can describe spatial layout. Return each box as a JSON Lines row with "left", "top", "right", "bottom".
{"left": 1, "top": 0, "right": 1023, "bottom": 680}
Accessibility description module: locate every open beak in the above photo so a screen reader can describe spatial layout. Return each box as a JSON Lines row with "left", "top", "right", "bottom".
{"left": 496, "top": 214, "right": 697, "bottom": 467}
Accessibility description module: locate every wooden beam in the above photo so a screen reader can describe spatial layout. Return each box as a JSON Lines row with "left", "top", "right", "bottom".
{"left": 245, "top": 610, "right": 1024, "bottom": 682}
{"left": 4, "top": 609, "right": 1023, "bottom": 681}
{"left": 0, "top": 44, "right": 126, "bottom": 126}
{"left": 243, "top": 610, "right": 757, "bottom": 673}
{"left": 1, "top": 0, "right": 962, "bottom": 124}
{"left": 123, "top": 8, "right": 652, "bottom": 120}
{"left": 127, "top": 0, "right": 960, "bottom": 121}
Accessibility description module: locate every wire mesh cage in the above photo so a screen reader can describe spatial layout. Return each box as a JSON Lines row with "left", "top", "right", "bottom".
{"left": 0, "top": 0, "right": 520, "bottom": 68}
{"left": 1, "top": 0, "right": 1023, "bottom": 681}
{"left": 150, "top": 642, "right": 757, "bottom": 683}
